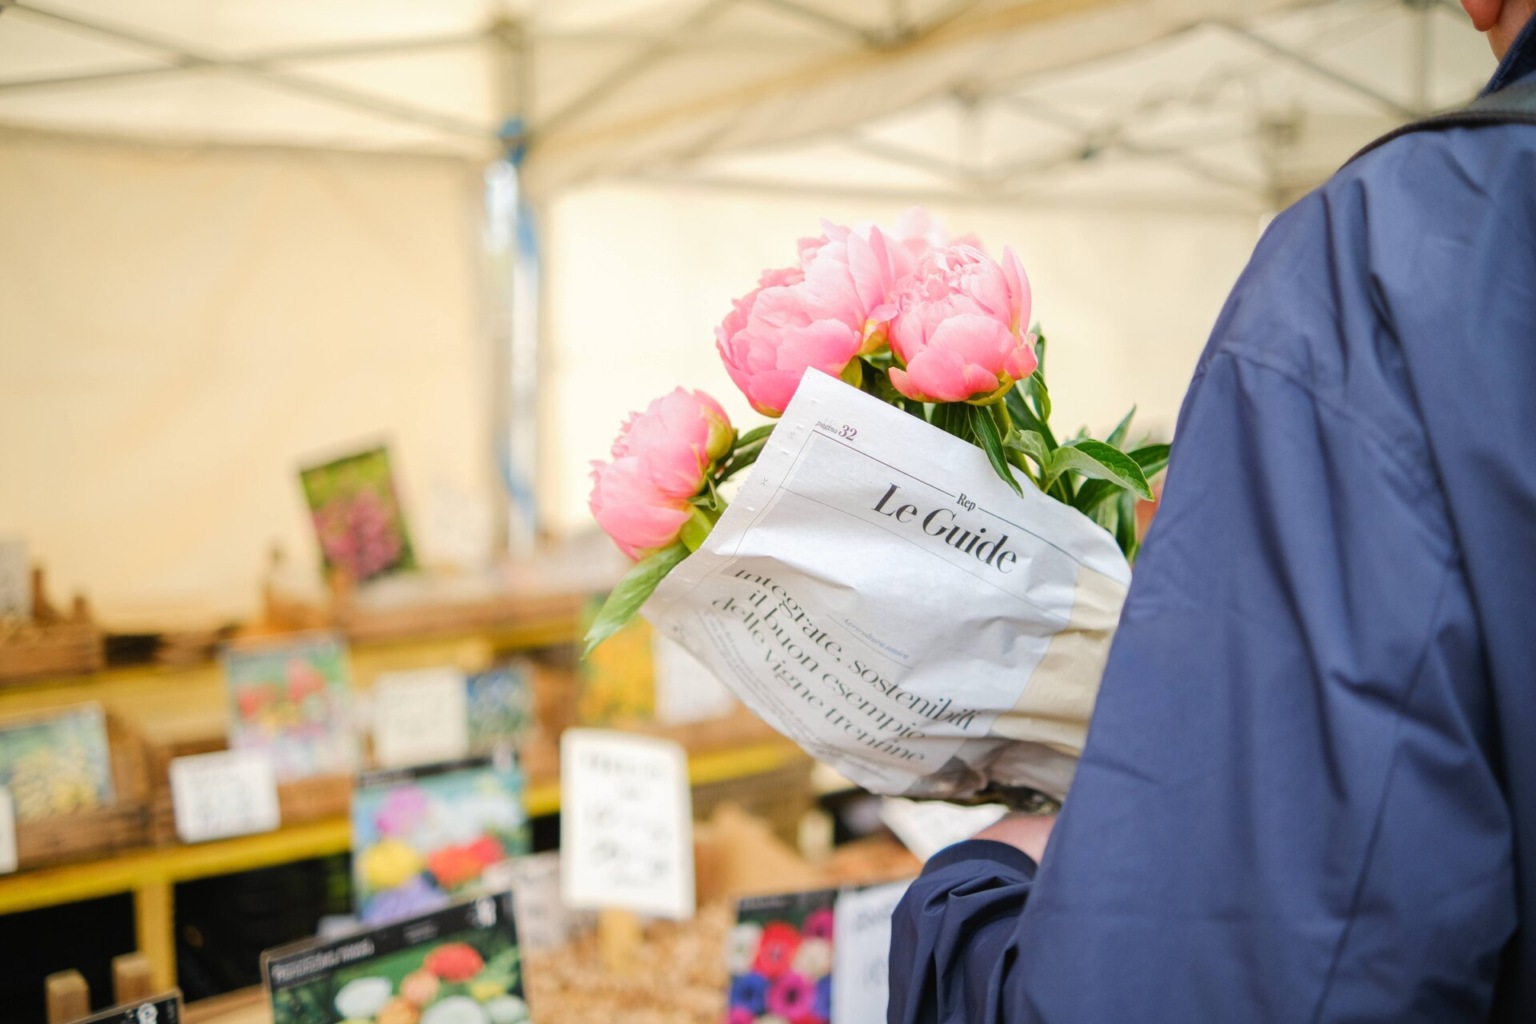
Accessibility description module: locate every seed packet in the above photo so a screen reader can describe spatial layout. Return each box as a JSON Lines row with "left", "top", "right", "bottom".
{"left": 352, "top": 755, "right": 530, "bottom": 924}
{"left": 466, "top": 664, "right": 534, "bottom": 756}
{"left": 222, "top": 632, "right": 358, "bottom": 783}
{"left": 0, "top": 703, "right": 114, "bottom": 822}
{"left": 725, "top": 889, "right": 838, "bottom": 1024}
{"left": 725, "top": 879, "right": 914, "bottom": 1024}
{"left": 575, "top": 608, "right": 653, "bottom": 727}
{"left": 74, "top": 992, "right": 182, "bottom": 1024}
{"left": 264, "top": 892, "right": 529, "bottom": 1024}
{"left": 299, "top": 445, "right": 416, "bottom": 584}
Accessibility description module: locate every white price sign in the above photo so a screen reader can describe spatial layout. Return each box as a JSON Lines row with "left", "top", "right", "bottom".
{"left": 483, "top": 850, "right": 594, "bottom": 951}
{"left": 169, "top": 749, "right": 281, "bottom": 843}
{"left": 560, "top": 729, "right": 695, "bottom": 919}
{"left": 832, "top": 879, "right": 913, "bottom": 1024}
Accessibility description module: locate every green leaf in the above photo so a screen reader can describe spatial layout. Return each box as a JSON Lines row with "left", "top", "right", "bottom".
{"left": 1045, "top": 439, "right": 1153, "bottom": 500}
{"left": 1106, "top": 406, "right": 1137, "bottom": 449}
{"left": 715, "top": 442, "right": 765, "bottom": 484}
{"left": 931, "top": 402, "right": 972, "bottom": 441}
{"left": 1115, "top": 489, "right": 1140, "bottom": 561}
{"left": 734, "top": 423, "right": 776, "bottom": 448}
{"left": 871, "top": 366, "right": 906, "bottom": 406}
{"left": 1033, "top": 329, "right": 1048, "bottom": 378}
{"left": 1127, "top": 442, "right": 1171, "bottom": 480}
{"left": 715, "top": 426, "right": 777, "bottom": 484}
{"left": 1004, "top": 386, "right": 1058, "bottom": 450}
{"left": 688, "top": 479, "right": 723, "bottom": 512}
{"left": 970, "top": 405, "right": 1022, "bottom": 497}
{"left": 1004, "top": 428, "right": 1052, "bottom": 472}
{"left": 1088, "top": 488, "right": 1121, "bottom": 534}
{"left": 583, "top": 543, "right": 690, "bottom": 656}
{"left": 1073, "top": 443, "right": 1170, "bottom": 517}
{"left": 1071, "top": 478, "right": 1116, "bottom": 516}
{"left": 1024, "top": 369, "right": 1052, "bottom": 423}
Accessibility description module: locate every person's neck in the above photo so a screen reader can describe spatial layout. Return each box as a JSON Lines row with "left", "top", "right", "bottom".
{"left": 1484, "top": 10, "right": 1536, "bottom": 93}
{"left": 1492, "top": 5, "right": 1536, "bottom": 59}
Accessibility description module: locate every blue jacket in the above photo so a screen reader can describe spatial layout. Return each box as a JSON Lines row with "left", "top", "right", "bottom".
{"left": 890, "top": 19, "right": 1536, "bottom": 1023}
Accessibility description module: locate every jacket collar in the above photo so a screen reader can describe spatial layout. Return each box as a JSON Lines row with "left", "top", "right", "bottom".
{"left": 1483, "top": 14, "right": 1536, "bottom": 95}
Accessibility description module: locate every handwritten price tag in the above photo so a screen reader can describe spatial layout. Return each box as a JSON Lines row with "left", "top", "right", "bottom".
{"left": 170, "top": 749, "right": 280, "bottom": 843}
{"left": 560, "top": 729, "right": 694, "bottom": 919}
{"left": 371, "top": 667, "right": 468, "bottom": 768}
{"left": 832, "top": 879, "right": 912, "bottom": 1024}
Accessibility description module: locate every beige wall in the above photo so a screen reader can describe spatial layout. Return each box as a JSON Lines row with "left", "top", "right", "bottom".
{"left": 0, "top": 136, "right": 490, "bottom": 627}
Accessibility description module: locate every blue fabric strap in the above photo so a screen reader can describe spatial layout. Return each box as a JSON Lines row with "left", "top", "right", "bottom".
{"left": 1348, "top": 78, "right": 1536, "bottom": 165}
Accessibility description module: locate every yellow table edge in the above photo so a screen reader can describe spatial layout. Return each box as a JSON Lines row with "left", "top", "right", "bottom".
{"left": 0, "top": 738, "right": 807, "bottom": 915}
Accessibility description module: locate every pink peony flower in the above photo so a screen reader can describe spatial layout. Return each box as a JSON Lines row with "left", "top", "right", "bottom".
{"left": 589, "top": 388, "right": 733, "bottom": 560}
{"left": 888, "top": 244, "right": 1038, "bottom": 404}
{"left": 717, "top": 223, "right": 904, "bottom": 416}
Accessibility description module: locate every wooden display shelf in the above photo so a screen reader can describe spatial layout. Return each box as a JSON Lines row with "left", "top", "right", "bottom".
{"left": 0, "top": 545, "right": 815, "bottom": 1009}
{"left": 13, "top": 710, "right": 153, "bottom": 871}
{"left": 0, "top": 737, "right": 810, "bottom": 995}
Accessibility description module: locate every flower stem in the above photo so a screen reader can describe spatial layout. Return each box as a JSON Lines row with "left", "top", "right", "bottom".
{"left": 989, "top": 401, "right": 1036, "bottom": 485}
{"left": 715, "top": 436, "right": 768, "bottom": 484}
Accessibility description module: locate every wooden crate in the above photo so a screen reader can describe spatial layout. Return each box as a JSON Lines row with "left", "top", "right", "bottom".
{"left": 143, "top": 726, "right": 355, "bottom": 845}
{"left": 14, "top": 711, "right": 151, "bottom": 870}
{"left": 0, "top": 619, "right": 104, "bottom": 685}
{"left": 0, "top": 570, "right": 105, "bottom": 685}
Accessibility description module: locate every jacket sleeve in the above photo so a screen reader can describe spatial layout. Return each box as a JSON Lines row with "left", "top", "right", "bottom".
{"left": 888, "top": 186, "right": 1513, "bottom": 1022}
{"left": 888, "top": 840, "right": 1037, "bottom": 1024}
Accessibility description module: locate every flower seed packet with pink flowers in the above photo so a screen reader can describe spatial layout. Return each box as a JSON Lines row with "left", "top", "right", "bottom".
{"left": 725, "top": 880, "right": 915, "bottom": 1024}
{"left": 263, "top": 890, "right": 530, "bottom": 1024}
{"left": 726, "top": 888, "right": 838, "bottom": 1024}
{"left": 299, "top": 444, "right": 416, "bottom": 584}
{"left": 222, "top": 632, "right": 359, "bottom": 783}
{"left": 352, "top": 754, "right": 530, "bottom": 925}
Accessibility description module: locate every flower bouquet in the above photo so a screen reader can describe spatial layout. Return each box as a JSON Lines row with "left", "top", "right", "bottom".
{"left": 586, "top": 212, "right": 1167, "bottom": 804}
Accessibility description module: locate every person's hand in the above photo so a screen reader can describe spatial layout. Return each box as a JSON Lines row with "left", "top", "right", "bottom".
{"left": 973, "top": 812, "right": 1057, "bottom": 863}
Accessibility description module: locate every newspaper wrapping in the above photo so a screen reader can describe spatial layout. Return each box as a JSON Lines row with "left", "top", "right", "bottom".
{"left": 644, "top": 371, "right": 1131, "bottom": 801}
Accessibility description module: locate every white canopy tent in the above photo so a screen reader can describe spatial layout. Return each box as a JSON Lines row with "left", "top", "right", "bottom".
{"left": 0, "top": 0, "right": 1498, "bottom": 623}
{"left": 0, "top": 0, "right": 1491, "bottom": 197}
